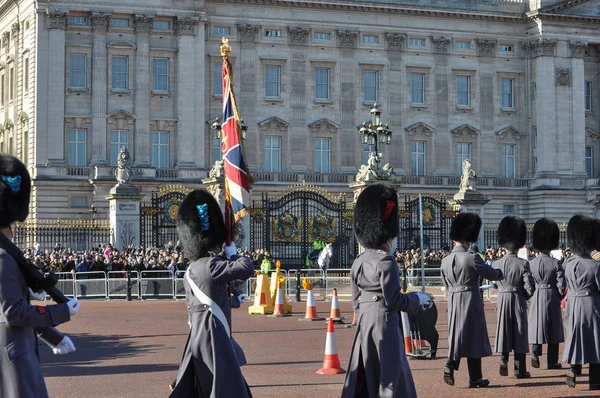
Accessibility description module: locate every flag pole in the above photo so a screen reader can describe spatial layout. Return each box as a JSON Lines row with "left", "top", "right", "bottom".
{"left": 418, "top": 193, "right": 425, "bottom": 293}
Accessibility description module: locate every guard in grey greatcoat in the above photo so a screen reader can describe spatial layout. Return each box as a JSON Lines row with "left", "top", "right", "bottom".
{"left": 170, "top": 189, "right": 254, "bottom": 398}
{"left": 341, "top": 184, "right": 430, "bottom": 398}
{"left": 493, "top": 216, "right": 535, "bottom": 379}
{"left": 562, "top": 214, "right": 600, "bottom": 390}
{"left": 441, "top": 212, "right": 503, "bottom": 388}
{"left": 0, "top": 155, "right": 80, "bottom": 398}
{"left": 528, "top": 218, "right": 566, "bottom": 370}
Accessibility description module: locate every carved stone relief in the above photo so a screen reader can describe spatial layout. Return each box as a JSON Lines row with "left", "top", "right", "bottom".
{"left": 47, "top": 10, "right": 68, "bottom": 30}
{"left": 237, "top": 24, "right": 261, "bottom": 43}
{"left": 288, "top": 27, "right": 309, "bottom": 46}
{"left": 384, "top": 32, "right": 405, "bottom": 50}
{"left": 476, "top": 39, "right": 497, "bottom": 57}
{"left": 336, "top": 30, "right": 358, "bottom": 49}
{"left": 555, "top": 67, "right": 571, "bottom": 86}
{"left": 432, "top": 37, "right": 451, "bottom": 54}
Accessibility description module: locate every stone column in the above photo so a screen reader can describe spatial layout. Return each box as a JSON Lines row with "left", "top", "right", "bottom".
{"left": 476, "top": 40, "right": 497, "bottom": 176}
{"left": 432, "top": 37, "right": 452, "bottom": 175}
{"left": 175, "top": 17, "right": 199, "bottom": 168}
{"left": 567, "top": 42, "right": 586, "bottom": 176}
{"left": 90, "top": 13, "right": 111, "bottom": 166}
{"left": 384, "top": 33, "right": 405, "bottom": 173}
{"left": 337, "top": 30, "right": 358, "bottom": 171}
{"left": 194, "top": 19, "right": 206, "bottom": 169}
{"left": 105, "top": 184, "right": 142, "bottom": 251}
{"left": 133, "top": 15, "right": 154, "bottom": 167}
{"left": 46, "top": 10, "right": 67, "bottom": 164}
{"left": 288, "top": 27, "right": 309, "bottom": 172}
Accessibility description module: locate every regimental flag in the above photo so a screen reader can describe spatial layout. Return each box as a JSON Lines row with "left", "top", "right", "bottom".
{"left": 221, "top": 45, "right": 251, "bottom": 242}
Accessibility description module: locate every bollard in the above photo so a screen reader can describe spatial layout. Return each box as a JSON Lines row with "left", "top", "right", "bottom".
{"left": 296, "top": 272, "right": 301, "bottom": 302}
{"left": 126, "top": 270, "right": 132, "bottom": 301}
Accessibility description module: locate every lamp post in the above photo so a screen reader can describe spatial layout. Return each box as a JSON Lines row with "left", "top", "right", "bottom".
{"left": 88, "top": 204, "right": 97, "bottom": 221}
{"left": 357, "top": 104, "right": 392, "bottom": 168}
{"left": 211, "top": 117, "right": 248, "bottom": 140}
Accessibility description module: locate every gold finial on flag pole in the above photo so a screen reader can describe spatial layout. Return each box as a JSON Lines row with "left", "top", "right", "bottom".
{"left": 220, "top": 37, "right": 231, "bottom": 59}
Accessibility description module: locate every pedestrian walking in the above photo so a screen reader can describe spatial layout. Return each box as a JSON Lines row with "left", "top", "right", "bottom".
{"left": 441, "top": 212, "right": 504, "bottom": 388}
{"left": 493, "top": 216, "right": 535, "bottom": 379}
{"left": 528, "top": 218, "right": 566, "bottom": 370}
{"left": 562, "top": 214, "right": 600, "bottom": 390}
{"left": 341, "top": 184, "right": 430, "bottom": 398}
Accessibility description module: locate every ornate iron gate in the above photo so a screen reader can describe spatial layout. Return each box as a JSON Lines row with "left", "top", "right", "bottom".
{"left": 250, "top": 185, "right": 355, "bottom": 269}
{"left": 140, "top": 186, "right": 191, "bottom": 248}
{"left": 398, "top": 194, "right": 457, "bottom": 251}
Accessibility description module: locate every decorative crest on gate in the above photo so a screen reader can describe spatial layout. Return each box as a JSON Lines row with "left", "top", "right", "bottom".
{"left": 284, "top": 182, "right": 346, "bottom": 203}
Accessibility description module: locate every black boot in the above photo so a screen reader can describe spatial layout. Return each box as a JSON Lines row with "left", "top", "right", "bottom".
{"left": 531, "top": 355, "right": 540, "bottom": 369}
{"left": 514, "top": 371, "right": 531, "bottom": 379}
{"left": 566, "top": 368, "right": 577, "bottom": 388}
{"left": 548, "top": 363, "right": 562, "bottom": 369}
{"left": 443, "top": 366, "right": 455, "bottom": 386}
{"left": 469, "top": 379, "right": 490, "bottom": 388}
{"left": 499, "top": 362, "right": 508, "bottom": 377}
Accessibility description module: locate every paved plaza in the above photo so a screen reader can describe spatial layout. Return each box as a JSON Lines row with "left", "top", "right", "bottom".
{"left": 38, "top": 299, "right": 599, "bottom": 398}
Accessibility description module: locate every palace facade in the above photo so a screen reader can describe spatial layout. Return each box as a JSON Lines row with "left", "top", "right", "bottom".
{"left": 1, "top": 0, "right": 599, "bottom": 224}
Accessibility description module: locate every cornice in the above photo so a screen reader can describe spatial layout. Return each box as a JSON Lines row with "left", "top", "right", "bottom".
{"left": 538, "top": 0, "right": 593, "bottom": 13}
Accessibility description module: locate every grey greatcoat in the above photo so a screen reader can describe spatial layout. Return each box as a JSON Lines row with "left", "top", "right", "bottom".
{"left": 342, "top": 249, "right": 421, "bottom": 398}
{"left": 562, "top": 254, "right": 600, "bottom": 365}
{"left": 0, "top": 248, "right": 71, "bottom": 398}
{"left": 528, "top": 253, "right": 565, "bottom": 344}
{"left": 440, "top": 245, "right": 503, "bottom": 361}
{"left": 170, "top": 254, "right": 254, "bottom": 398}
{"left": 493, "top": 253, "right": 535, "bottom": 354}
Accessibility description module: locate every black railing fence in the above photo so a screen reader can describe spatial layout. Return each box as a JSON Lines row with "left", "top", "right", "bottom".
{"left": 14, "top": 220, "right": 113, "bottom": 252}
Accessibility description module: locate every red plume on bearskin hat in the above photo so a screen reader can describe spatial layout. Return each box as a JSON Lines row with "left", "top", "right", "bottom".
{"left": 0, "top": 155, "right": 31, "bottom": 227}
{"left": 353, "top": 184, "right": 398, "bottom": 249}
{"left": 498, "top": 215, "right": 527, "bottom": 252}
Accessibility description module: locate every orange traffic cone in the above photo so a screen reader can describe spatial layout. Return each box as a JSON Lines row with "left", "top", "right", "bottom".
{"left": 299, "top": 288, "right": 325, "bottom": 321}
{"left": 328, "top": 288, "right": 344, "bottom": 324}
{"left": 401, "top": 311, "right": 413, "bottom": 354}
{"left": 344, "top": 312, "right": 357, "bottom": 329}
{"left": 269, "top": 280, "right": 290, "bottom": 318}
{"left": 317, "top": 318, "right": 346, "bottom": 375}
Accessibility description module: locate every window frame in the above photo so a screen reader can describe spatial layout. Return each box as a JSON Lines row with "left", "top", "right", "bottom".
{"left": 111, "top": 55, "right": 129, "bottom": 91}
{"left": 313, "top": 32, "right": 331, "bottom": 41}
{"left": 585, "top": 81, "right": 592, "bottom": 112}
{"left": 264, "top": 136, "right": 282, "bottom": 172}
{"left": 265, "top": 64, "right": 281, "bottom": 99}
{"left": 109, "top": 130, "right": 129, "bottom": 167}
{"left": 111, "top": 18, "right": 130, "bottom": 28}
{"left": 315, "top": 67, "right": 330, "bottom": 101}
{"left": 456, "top": 142, "right": 472, "bottom": 176}
{"left": 456, "top": 75, "right": 470, "bottom": 107}
{"left": 586, "top": 145, "right": 594, "bottom": 178}
{"left": 152, "top": 21, "right": 170, "bottom": 30}
{"left": 70, "top": 16, "right": 88, "bottom": 26}
{"left": 212, "top": 27, "right": 230, "bottom": 36}
{"left": 151, "top": 131, "right": 170, "bottom": 169}
{"left": 410, "top": 72, "right": 425, "bottom": 105}
{"left": 408, "top": 38, "right": 426, "bottom": 48}
{"left": 501, "top": 77, "right": 515, "bottom": 110}
{"left": 314, "top": 138, "right": 331, "bottom": 174}
{"left": 67, "top": 129, "right": 87, "bottom": 167}
{"left": 152, "top": 57, "right": 170, "bottom": 93}
{"left": 410, "top": 141, "right": 426, "bottom": 176}
{"left": 363, "top": 70, "right": 378, "bottom": 103}
{"left": 69, "top": 54, "right": 87, "bottom": 89}
{"left": 265, "top": 29, "right": 282, "bottom": 38}
{"left": 501, "top": 144, "right": 516, "bottom": 178}
{"left": 362, "top": 34, "right": 378, "bottom": 44}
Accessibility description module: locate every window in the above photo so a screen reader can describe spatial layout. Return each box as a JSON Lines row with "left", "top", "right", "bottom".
{"left": 265, "top": 65, "right": 280, "bottom": 98}
{"left": 67, "top": 129, "right": 86, "bottom": 166}
{"left": 24, "top": 57, "right": 29, "bottom": 94}
{"left": 9, "top": 67, "right": 13, "bottom": 101}
{"left": 503, "top": 205, "right": 515, "bottom": 214}
{"left": 455, "top": 41, "right": 470, "bottom": 49}
{"left": 212, "top": 137, "right": 222, "bottom": 163}
{"left": 314, "top": 138, "right": 330, "bottom": 174}
{"left": 111, "top": 56, "right": 128, "bottom": 90}
{"left": 586, "top": 146, "right": 593, "bottom": 177}
{"left": 153, "top": 21, "right": 169, "bottom": 30}
{"left": 456, "top": 143, "right": 471, "bottom": 175}
{"left": 457, "top": 75, "right": 470, "bottom": 107}
{"left": 313, "top": 32, "right": 330, "bottom": 41}
{"left": 22, "top": 131, "right": 28, "bottom": 166}
{"left": 315, "top": 68, "right": 329, "bottom": 100}
{"left": 501, "top": 144, "right": 516, "bottom": 178}
{"left": 70, "top": 16, "right": 87, "bottom": 25}
{"left": 111, "top": 18, "right": 129, "bottom": 27}
{"left": 213, "top": 63, "right": 223, "bottom": 96}
{"left": 363, "top": 35, "right": 378, "bottom": 43}
{"left": 410, "top": 73, "right": 425, "bottom": 104}
{"left": 110, "top": 130, "right": 129, "bottom": 166}
{"left": 69, "top": 54, "right": 86, "bottom": 89}
{"left": 264, "top": 137, "right": 281, "bottom": 172}
{"left": 501, "top": 78, "right": 514, "bottom": 109}
{"left": 265, "top": 30, "right": 281, "bottom": 38}
{"left": 409, "top": 39, "right": 425, "bottom": 47}
{"left": 152, "top": 58, "right": 169, "bottom": 92}
{"left": 72, "top": 197, "right": 88, "bottom": 208}
{"left": 152, "top": 132, "right": 169, "bottom": 169}
{"left": 585, "top": 81, "right": 592, "bottom": 112}
{"left": 213, "top": 27, "right": 230, "bottom": 35}
{"left": 499, "top": 45, "right": 513, "bottom": 53}
{"left": 363, "top": 71, "right": 378, "bottom": 103}
{"left": 411, "top": 141, "right": 426, "bottom": 176}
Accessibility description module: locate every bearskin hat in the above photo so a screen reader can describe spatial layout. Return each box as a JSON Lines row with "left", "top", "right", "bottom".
{"left": 0, "top": 155, "right": 31, "bottom": 227}
{"left": 532, "top": 218, "right": 559, "bottom": 252}
{"left": 449, "top": 212, "right": 482, "bottom": 243}
{"left": 353, "top": 184, "right": 398, "bottom": 249}
{"left": 594, "top": 219, "right": 600, "bottom": 251}
{"left": 176, "top": 189, "right": 227, "bottom": 261}
{"left": 567, "top": 214, "right": 596, "bottom": 256}
{"left": 497, "top": 216, "right": 527, "bottom": 252}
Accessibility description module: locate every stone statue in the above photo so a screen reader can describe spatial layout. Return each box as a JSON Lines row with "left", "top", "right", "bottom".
{"left": 459, "top": 159, "right": 476, "bottom": 192}
{"left": 355, "top": 152, "right": 394, "bottom": 183}
{"left": 367, "top": 152, "right": 380, "bottom": 170}
{"left": 115, "top": 147, "right": 133, "bottom": 185}
{"left": 209, "top": 160, "right": 224, "bottom": 178}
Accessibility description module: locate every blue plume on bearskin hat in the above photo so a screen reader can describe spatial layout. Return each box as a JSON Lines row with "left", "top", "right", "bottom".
{"left": 532, "top": 218, "right": 559, "bottom": 252}
{"left": 449, "top": 212, "right": 482, "bottom": 243}
{"left": 176, "top": 189, "right": 227, "bottom": 261}
{"left": 567, "top": 214, "right": 596, "bottom": 256}
{"left": 353, "top": 184, "right": 398, "bottom": 249}
{"left": 498, "top": 215, "right": 527, "bottom": 252}
{"left": 0, "top": 154, "right": 31, "bottom": 227}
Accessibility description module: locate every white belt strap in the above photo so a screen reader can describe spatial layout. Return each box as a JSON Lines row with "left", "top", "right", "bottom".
{"left": 185, "top": 271, "right": 231, "bottom": 338}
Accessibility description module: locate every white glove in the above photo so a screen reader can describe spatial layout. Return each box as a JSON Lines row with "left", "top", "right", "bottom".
{"left": 416, "top": 292, "right": 432, "bottom": 306}
{"left": 238, "top": 294, "right": 248, "bottom": 304}
{"left": 52, "top": 335, "right": 76, "bottom": 355}
{"left": 224, "top": 243, "right": 237, "bottom": 259}
{"left": 67, "top": 298, "right": 80, "bottom": 317}
{"left": 29, "top": 288, "right": 46, "bottom": 301}
{"left": 480, "top": 284, "right": 494, "bottom": 291}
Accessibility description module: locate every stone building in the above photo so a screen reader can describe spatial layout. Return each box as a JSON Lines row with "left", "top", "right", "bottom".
{"left": 0, "top": 0, "right": 599, "bottom": 225}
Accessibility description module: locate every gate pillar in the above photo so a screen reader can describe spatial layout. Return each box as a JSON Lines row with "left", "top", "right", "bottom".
{"left": 449, "top": 191, "right": 489, "bottom": 250}
{"left": 106, "top": 184, "right": 142, "bottom": 251}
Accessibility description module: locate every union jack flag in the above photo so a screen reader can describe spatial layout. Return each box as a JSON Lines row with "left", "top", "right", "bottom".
{"left": 221, "top": 56, "right": 251, "bottom": 242}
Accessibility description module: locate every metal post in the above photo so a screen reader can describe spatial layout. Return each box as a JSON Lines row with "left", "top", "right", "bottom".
{"left": 418, "top": 194, "right": 426, "bottom": 293}
{"left": 126, "top": 270, "right": 132, "bottom": 301}
{"left": 295, "top": 271, "right": 301, "bottom": 302}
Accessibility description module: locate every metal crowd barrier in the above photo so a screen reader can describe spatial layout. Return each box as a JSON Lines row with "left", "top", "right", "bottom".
{"left": 140, "top": 270, "right": 174, "bottom": 300}
{"left": 74, "top": 271, "right": 108, "bottom": 299}
{"left": 107, "top": 271, "right": 139, "bottom": 300}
